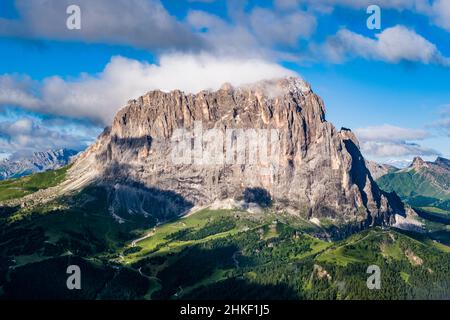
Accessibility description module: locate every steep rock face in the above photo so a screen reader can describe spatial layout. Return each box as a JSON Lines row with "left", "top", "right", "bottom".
{"left": 66, "top": 77, "right": 404, "bottom": 227}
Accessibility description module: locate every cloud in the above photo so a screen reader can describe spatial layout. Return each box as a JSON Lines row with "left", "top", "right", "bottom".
{"left": 354, "top": 124, "right": 440, "bottom": 157}
{"left": 319, "top": 25, "right": 450, "bottom": 65}
{"left": 427, "top": 0, "right": 450, "bottom": 31}
{"left": 277, "top": 0, "right": 450, "bottom": 32}
{"left": 0, "top": 117, "right": 93, "bottom": 157}
{"left": 359, "top": 141, "right": 439, "bottom": 157}
{"left": 187, "top": 11, "right": 263, "bottom": 57}
{"left": 2, "top": 0, "right": 447, "bottom": 64}
{"left": 0, "top": 0, "right": 316, "bottom": 58}
{"left": 0, "top": 54, "right": 297, "bottom": 125}
{"left": 429, "top": 105, "right": 450, "bottom": 136}
{"left": 289, "top": 0, "right": 428, "bottom": 10}
{"left": 249, "top": 8, "right": 317, "bottom": 46}
{"left": 355, "top": 124, "right": 431, "bottom": 142}
{"left": 0, "top": 75, "right": 41, "bottom": 108}
{"left": 0, "top": 0, "right": 203, "bottom": 52}
{"left": 187, "top": 6, "right": 317, "bottom": 58}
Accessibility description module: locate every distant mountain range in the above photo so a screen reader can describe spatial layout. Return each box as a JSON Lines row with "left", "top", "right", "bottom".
{"left": 0, "top": 149, "right": 78, "bottom": 180}
{"left": 365, "top": 160, "right": 399, "bottom": 180}
{"left": 376, "top": 156, "right": 450, "bottom": 211}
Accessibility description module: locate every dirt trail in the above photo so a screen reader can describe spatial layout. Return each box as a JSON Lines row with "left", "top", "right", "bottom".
{"left": 131, "top": 229, "right": 155, "bottom": 247}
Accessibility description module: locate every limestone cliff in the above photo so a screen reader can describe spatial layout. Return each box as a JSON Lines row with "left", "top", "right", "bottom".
{"left": 63, "top": 77, "right": 404, "bottom": 227}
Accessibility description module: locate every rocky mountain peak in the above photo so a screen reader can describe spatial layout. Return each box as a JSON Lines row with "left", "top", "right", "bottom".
{"left": 339, "top": 127, "right": 360, "bottom": 148}
{"left": 411, "top": 156, "right": 426, "bottom": 169}
{"left": 37, "top": 77, "right": 405, "bottom": 229}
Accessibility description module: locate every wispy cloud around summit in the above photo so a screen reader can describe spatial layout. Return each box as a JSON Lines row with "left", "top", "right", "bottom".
{"left": 0, "top": 54, "right": 296, "bottom": 125}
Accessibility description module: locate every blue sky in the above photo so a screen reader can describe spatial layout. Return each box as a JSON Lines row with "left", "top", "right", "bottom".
{"left": 0, "top": 0, "right": 448, "bottom": 164}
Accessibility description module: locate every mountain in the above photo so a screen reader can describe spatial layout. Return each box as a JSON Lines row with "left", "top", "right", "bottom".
{"left": 377, "top": 156, "right": 450, "bottom": 211}
{"left": 29, "top": 77, "right": 406, "bottom": 230}
{"left": 0, "top": 149, "right": 78, "bottom": 180}
{"left": 0, "top": 78, "right": 448, "bottom": 300}
{"left": 365, "top": 160, "right": 399, "bottom": 180}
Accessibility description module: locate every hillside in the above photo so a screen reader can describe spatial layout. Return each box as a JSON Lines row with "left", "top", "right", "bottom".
{"left": 1, "top": 204, "right": 448, "bottom": 299}
{"left": 377, "top": 157, "right": 450, "bottom": 211}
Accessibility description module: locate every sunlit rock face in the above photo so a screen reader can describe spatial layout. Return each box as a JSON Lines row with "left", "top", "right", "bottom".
{"left": 63, "top": 77, "right": 405, "bottom": 227}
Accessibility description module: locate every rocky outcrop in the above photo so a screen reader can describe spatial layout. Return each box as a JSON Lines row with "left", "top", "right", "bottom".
{"left": 60, "top": 77, "right": 405, "bottom": 228}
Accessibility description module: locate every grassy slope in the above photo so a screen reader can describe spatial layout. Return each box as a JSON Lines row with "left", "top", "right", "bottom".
{"left": 377, "top": 169, "right": 450, "bottom": 211}
{"left": 1, "top": 201, "right": 449, "bottom": 299}
{"left": 0, "top": 165, "right": 70, "bottom": 201}
{"left": 117, "top": 209, "right": 450, "bottom": 299}
{"left": 0, "top": 184, "right": 157, "bottom": 299}
{"left": 0, "top": 166, "right": 449, "bottom": 299}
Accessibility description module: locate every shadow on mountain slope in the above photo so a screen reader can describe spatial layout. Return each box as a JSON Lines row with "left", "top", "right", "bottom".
{"left": 344, "top": 138, "right": 405, "bottom": 225}
{"left": 243, "top": 187, "right": 272, "bottom": 208}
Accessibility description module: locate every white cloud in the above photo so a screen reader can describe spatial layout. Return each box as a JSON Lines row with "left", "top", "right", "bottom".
{"left": 187, "top": 6, "right": 317, "bottom": 58}
{"left": 187, "top": 11, "right": 263, "bottom": 57}
{"left": 320, "top": 25, "right": 450, "bottom": 65}
{"left": 249, "top": 8, "right": 317, "bottom": 46}
{"left": 354, "top": 124, "right": 439, "bottom": 158}
{"left": 0, "top": 0, "right": 316, "bottom": 58}
{"left": 0, "top": 75, "right": 41, "bottom": 108}
{"left": 1, "top": 0, "right": 447, "bottom": 64}
{"left": 277, "top": 0, "right": 450, "bottom": 32}
{"left": 359, "top": 141, "right": 439, "bottom": 157}
{"left": 275, "top": 0, "right": 430, "bottom": 12}
{"left": 428, "top": 0, "right": 450, "bottom": 31}
{"left": 0, "top": 54, "right": 297, "bottom": 125}
{"left": 0, "top": 117, "right": 91, "bottom": 157}
{"left": 0, "top": 0, "right": 203, "bottom": 51}
{"left": 355, "top": 124, "right": 431, "bottom": 142}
